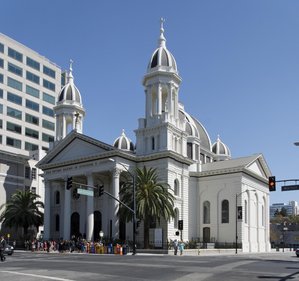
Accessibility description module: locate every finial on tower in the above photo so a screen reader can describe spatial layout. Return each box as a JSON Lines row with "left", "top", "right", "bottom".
{"left": 69, "top": 59, "right": 74, "bottom": 83}
{"left": 159, "top": 17, "right": 166, "bottom": 47}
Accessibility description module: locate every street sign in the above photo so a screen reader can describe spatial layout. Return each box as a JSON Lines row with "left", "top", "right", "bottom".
{"left": 77, "top": 188, "right": 94, "bottom": 196}
{"left": 281, "top": 185, "right": 299, "bottom": 191}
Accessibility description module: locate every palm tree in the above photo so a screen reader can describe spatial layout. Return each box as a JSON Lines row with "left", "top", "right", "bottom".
{"left": 0, "top": 189, "right": 44, "bottom": 239}
{"left": 119, "top": 166, "right": 175, "bottom": 248}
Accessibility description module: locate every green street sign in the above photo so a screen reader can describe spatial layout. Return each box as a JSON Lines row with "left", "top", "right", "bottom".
{"left": 77, "top": 188, "right": 94, "bottom": 197}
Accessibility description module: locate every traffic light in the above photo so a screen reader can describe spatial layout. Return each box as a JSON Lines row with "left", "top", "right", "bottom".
{"left": 66, "top": 177, "right": 73, "bottom": 190}
{"left": 99, "top": 185, "right": 104, "bottom": 197}
{"left": 178, "top": 220, "right": 183, "bottom": 230}
{"left": 269, "top": 176, "right": 276, "bottom": 192}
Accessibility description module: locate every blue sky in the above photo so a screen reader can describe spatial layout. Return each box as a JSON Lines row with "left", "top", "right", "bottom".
{"left": 2, "top": 0, "right": 299, "bottom": 204}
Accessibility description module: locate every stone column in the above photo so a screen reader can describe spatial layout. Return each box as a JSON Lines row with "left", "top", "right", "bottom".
{"left": 111, "top": 168, "right": 120, "bottom": 239}
{"left": 63, "top": 181, "right": 71, "bottom": 240}
{"left": 43, "top": 180, "right": 51, "bottom": 240}
{"left": 86, "top": 174, "right": 94, "bottom": 241}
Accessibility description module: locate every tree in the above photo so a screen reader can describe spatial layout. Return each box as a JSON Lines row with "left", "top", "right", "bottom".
{"left": 119, "top": 166, "right": 175, "bottom": 249}
{"left": 0, "top": 189, "right": 44, "bottom": 239}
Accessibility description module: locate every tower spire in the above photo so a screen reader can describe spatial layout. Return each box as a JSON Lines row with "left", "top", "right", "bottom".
{"left": 158, "top": 17, "right": 166, "bottom": 48}
{"left": 68, "top": 59, "right": 74, "bottom": 83}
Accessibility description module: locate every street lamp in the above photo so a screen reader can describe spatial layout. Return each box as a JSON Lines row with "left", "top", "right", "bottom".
{"left": 109, "top": 158, "right": 136, "bottom": 255}
{"left": 99, "top": 230, "right": 104, "bottom": 243}
{"left": 235, "top": 189, "right": 256, "bottom": 254}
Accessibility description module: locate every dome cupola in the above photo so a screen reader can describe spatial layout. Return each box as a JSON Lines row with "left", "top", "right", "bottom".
{"left": 212, "top": 135, "right": 231, "bottom": 161}
{"left": 147, "top": 18, "right": 178, "bottom": 73}
{"left": 58, "top": 60, "right": 82, "bottom": 104}
{"left": 113, "top": 129, "right": 135, "bottom": 151}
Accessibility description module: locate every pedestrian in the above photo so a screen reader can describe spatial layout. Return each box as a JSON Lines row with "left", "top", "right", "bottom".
{"left": 173, "top": 239, "right": 178, "bottom": 255}
{"left": 178, "top": 240, "right": 185, "bottom": 256}
{"left": 0, "top": 235, "right": 6, "bottom": 262}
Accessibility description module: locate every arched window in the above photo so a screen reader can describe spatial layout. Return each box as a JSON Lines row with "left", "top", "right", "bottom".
{"left": 245, "top": 200, "right": 248, "bottom": 224}
{"left": 174, "top": 179, "right": 179, "bottom": 196}
{"left": 55, "top": 214, "right": 60, "bottom": 231}
{"left": 221, "top": 200, "right": 229, "bottom": 223}
{"left": 174, "top": 208, "right": 179, "bottom": 228}
{"left": 203, "top": 201, "right": 210, "bottom": 224}
{"left": 55, "top": 191, "right": 60, "bottom": 205}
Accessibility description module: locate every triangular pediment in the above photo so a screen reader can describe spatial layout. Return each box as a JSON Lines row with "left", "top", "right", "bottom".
{"left": 245, "top": 155, "right": 270, "bottom": 179}
{"left": 37, "top": 131, "right": 115, "bottom": 167}
{"left": 51, "top": 138, "right": 109, "bottom": 163}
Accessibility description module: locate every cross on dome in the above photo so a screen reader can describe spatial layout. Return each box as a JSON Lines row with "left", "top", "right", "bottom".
{"left": 159, "top": 17, "right": 166, "bottom": 48}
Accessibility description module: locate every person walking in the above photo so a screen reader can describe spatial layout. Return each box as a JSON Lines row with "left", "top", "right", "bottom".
{"left": 0, "top": 235, "right": 6, "bottom": 262}
{"left": 173, "top": 239, "right": 178, "bottom": 255}
{"left": 178, "top": 240, "right": 185, "bottom": 256}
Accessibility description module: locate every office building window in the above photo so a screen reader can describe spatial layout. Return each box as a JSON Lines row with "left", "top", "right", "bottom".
{"left": 0, "top": 135, "right": 2, "bottom": 144}
{"left": 7, "top": 92, "right": 22, "bottom": 105}
{"left": 0, "top": 43, "right": 4, "bottom": 53}
{"left": 8, "top": 62, "right": 23, "bottom": 77}
{"left": 7, "top": 77, "right": 22, "bottom": 91}
{"left": 8, "top": 47, "right": 23, "bottom": 62}
{"left": 26, "top": 99, "right": 39, "bottom": 112}
{"left": 43, "top": 92, "right": 55, "bottom": 105}
{"left": 25, "top": 166, "right": 30, "bottom": 179}
{"left": 43, "top": 79, "right": 55, "bottom": 91}
{"left": 0, "top": 58, "right": 3, "bottom": 68}
{"left": 26, "top": 85, "right": 39, "bottom": 98}
{"left": 0, "top": 74, "right": 3, "bottom": 83}
{"left": 42, "top": 133, "right": 54, "bottom": 143}
{"left": 0, "top": 119, "right": 2, "bottom": 128}
{"left": 0, "top": 89, "right": 3, "bottom": 98}
{"left": 43, "top": 66, "right": 55, "bottom": 78}
{"left": 7, "top": 107, "right": 22, "bottom": 120}
{"left": 26, "top": 71, "right": 39, "bottom": 85}
{"left": 6, "top": 136, "right": 21, "bottom": 148}
{"left": 42, "top": 119, "right": 55, "bottom": 131}
{"left": 26, "top": 57, "right": 40, "bottom": 71}
{"left": 31, "top": 168, "right": 37, "bottom": 179}
{"left": 25, "top": 127, "right": 39, "bottom": 139}
{"left": 0, "top": 104, "right": 2, "bottom": 114}
{"left": 42, "top": 106, "right": 54, "bottom": 117}
{"left": 7, "top": 121, "right": 22, "bottom": 134}
{"left": 25, "top": 142, "right": 38, "bottom": 151}
{"left": 25, "top": 113, "right": 39, "bottom": 125}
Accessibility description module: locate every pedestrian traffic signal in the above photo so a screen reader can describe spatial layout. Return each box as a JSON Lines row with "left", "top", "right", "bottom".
{"left": 66, "top": 177, "right": 73, "bottom": 190}
{"left": 178, "top": 220, "right": 183, "bottom": 230}
{"left": 99, "top": 185, "right": 104, "bottom": 196}
{"left": 269, "top": 176, "right": 276, "bottom": 192}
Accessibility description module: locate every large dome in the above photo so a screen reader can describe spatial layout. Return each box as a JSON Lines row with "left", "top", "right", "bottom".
{"left": 147, "top": 19, "right": 178, "bottom": 73}
{"left": 179, "top": 106, "right": 212, "bottom": 151}
{"left": 58, "top": 61, "right": 82, "bottom": 104}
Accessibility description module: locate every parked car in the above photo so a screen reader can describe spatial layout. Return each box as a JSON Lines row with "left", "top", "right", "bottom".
{"left": 4, "top": 244, "right": 14, "bottom": 255}
{"left": 295, "top": 248, "right": 299, "bottom": 257}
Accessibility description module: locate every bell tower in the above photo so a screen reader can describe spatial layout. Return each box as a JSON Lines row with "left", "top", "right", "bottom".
{"left": 135, "top": 19, "right": 187, "bottom": 156}
{"left": 54, "top": 60, "right": 85, "bottom": 141}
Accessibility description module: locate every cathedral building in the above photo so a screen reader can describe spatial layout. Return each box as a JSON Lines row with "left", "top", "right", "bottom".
{"left": 37, "top": 21, "right": 271, "bottom": 252}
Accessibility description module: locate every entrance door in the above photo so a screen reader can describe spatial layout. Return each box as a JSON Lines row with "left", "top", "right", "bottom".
{"left": 71, "top": 212, "right": 80, "bottom": 238}
{"left": 203, "top": 227, "right": 210, "bottom": 243}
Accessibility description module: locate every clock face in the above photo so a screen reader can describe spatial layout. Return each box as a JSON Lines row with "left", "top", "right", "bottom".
{"left": 72, "top": 189, "right": 80, "bottom": 200}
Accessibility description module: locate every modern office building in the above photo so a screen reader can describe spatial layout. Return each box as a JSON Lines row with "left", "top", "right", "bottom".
{"left": 38, "top": 21, "right": 271, "bottom": 252}
{"left": 0, "top": 33, "right": 63, "bottom": 238}
{"left": 270, "top": 201, "right": 299, "bottom": 218}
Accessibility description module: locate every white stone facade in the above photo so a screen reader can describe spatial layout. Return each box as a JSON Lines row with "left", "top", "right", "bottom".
{"left": 37, "top": 20, "right": 271, "bottom": 252}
